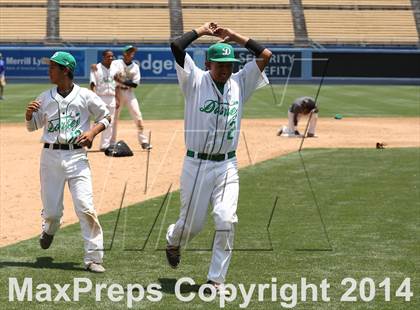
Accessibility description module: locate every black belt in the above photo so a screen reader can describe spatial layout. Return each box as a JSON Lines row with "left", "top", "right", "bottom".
{"left": 186, "top": 150, "right": 236, "bottom": 162}
{"left": 117, "top": 86, "right": 130, "bottom": 90}
{"left": 44, "top": 143, "right": 82, "bottom": 150}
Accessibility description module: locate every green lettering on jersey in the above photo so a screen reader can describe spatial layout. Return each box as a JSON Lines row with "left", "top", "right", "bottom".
{"left": 199, "top": 100, "right": 218, "bottom": 113}
{"left": 227, "top": 103, "right": 239, "bottom": 140}
{"left": 198, "top": 100, "right": 239, "bottom": 140}
{"left": 47, "top": 112, "right": 81, "bottom": 134}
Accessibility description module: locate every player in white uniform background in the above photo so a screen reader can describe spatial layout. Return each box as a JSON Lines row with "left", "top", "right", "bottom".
{"left": 25, "top": 51, "right": 110, "bottom": 273}
{"left": 277, "top": 96, "right": 318, "bottom": 137}
{"left": 165, "top": 22, "right": 272, "bottom": 294}
{"left": 110, "top": 45, "right": 152, "bottom": 150}
{"left": 90, "top": 50, "right": 119, "bottom": 151}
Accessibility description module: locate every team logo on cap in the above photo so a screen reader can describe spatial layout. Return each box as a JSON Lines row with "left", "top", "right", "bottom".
{"left": 222, "top": 48, "right": 231, "bottom": 56}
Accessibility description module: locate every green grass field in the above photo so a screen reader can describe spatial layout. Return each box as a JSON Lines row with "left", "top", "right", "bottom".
{"left": 0, "top": 83, "right": 419, "bottom": 122}
{"left": 0, "top": 148, "right": 419, "bottom": 309}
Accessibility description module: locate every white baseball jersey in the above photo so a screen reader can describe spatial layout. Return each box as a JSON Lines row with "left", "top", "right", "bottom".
{"left": 26, "top": 84, "right": 110, "bottom": 144}
{"left": 90, "top": 63, "right": 116, "bottom": 96}
{"left": 110, "top": 59, "right": 141, "bottom": 88}
{"left": 176, "top": 54, "right": 268, "bottom": 154}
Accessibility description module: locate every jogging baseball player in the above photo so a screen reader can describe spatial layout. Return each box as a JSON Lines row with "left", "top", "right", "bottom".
{"left": 25, "top": 51, "right": 110, "bottom": 273}
{"left": 277, "top": 96, "right": 318, "bottom": 137}
{"left": 90, "top": 50, "right": 118, "bottom": 151}
{"left": 110, "top": 45, "right": 152, "bottom": 150}
{"left": 165, "top": 22, "right": 272, "bottom": 294}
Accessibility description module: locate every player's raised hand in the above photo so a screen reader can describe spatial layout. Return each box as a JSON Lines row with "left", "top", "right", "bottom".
{"left": 214, "top": 27, "right": 237, "bottom": 43}
{"left": 214, "top": 26, "right": 249, "bottom": 46}
{"left": 25, "top": 100, "right": 41, "bottom": 121}
{"left": 196, "top": 22, "right": 218, "bottom": 37}
{"left": 214, "top": 26, "right": 231, "bottom": 42}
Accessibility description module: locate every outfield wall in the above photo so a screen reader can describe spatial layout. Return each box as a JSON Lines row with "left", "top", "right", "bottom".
{"left": 1, "top": 46, "right": 419, "bottom": 84}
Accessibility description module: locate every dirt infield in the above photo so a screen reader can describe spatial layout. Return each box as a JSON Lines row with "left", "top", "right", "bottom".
{"left": 0, "top": 117, "right": 419, "bottom": 247}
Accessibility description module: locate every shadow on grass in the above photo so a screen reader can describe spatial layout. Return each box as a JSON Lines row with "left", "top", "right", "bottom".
{"left": 0, "top": 256, "right": 85, "bottom": 271}
{"left": 158, "top": 278, "right": 201, "bottom": 294}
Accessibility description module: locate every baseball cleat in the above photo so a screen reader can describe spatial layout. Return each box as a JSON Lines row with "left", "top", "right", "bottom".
{"left": 39, "top": 232, "right": 54, "bottom": 249}
{"left": 204, "top": 280, "right": 231, "bottom": 296}
{"left": 141, "top": 143, "right": 152, "bottom": 150}
{"left": 86, "top": 262, "right": 106, "bottom": 273}
{"left": 307, "top": 133, "right": 317, "bottom": 138}
{"left": 165, "top": 244, "right": 180, "bottom": 269}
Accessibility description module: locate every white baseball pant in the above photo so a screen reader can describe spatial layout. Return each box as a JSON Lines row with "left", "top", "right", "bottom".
{"left": 98, "top": 95, "right": 117, "bottom": 150}
{"left": 40, "top": 148, "right": 104, "bottom": 266}
{"left": 115, "top": 88, "right": 149, "bottom": 145}
{"left": 166, "top": 156, "right": 239, "bottom": 284}
{"left": 287, "top": 110, "right": 318, "bottom": 135}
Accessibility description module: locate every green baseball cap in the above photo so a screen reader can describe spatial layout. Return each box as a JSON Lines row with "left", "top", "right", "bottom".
{"left": 207, "top": 43, "right": 240, "bottom": 63}
{"left": 50, "top": 51, "right": 76, "bottom": 72}
{"left": 123, "top": 45, "right": 137, "bottom": 53}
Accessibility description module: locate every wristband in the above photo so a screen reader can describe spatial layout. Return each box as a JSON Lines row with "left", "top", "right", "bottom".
{"left": 98, "top": 116, "right": 110, "bottom": 129}
{"left": 245, "top": 38, "right": 265, "bottom": 56}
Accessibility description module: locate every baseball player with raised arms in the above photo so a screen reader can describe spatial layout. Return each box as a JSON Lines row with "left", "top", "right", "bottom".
{"left": 110, "top": 45, "right": 152, "bottom": 150}
{"left": 25, "top": 51, "right": 110, "bottom": 273}
{"left": 277, "top": 96, "right": 318, "bottom": 137}
{"left": 90, "top": 49, "right": 118, "bottom": 151}
{"left": 165, "top": 22, "right": 272, "bottom": 294}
